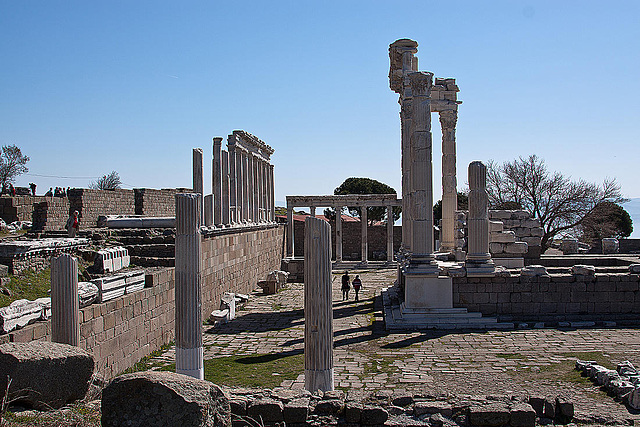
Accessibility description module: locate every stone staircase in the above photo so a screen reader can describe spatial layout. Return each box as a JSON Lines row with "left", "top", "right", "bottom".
{"left": 381, "top": 283, "right": 514, "bottom": 330}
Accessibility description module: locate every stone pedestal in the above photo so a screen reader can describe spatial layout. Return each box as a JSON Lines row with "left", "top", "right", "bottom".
{"left": 175, "top": 193, "right": 204, "bottom": 379}
{"left": 304, "top": 217, "right": 334, "bottom": 392}
{"left": 403, "top": 275, "right": 452, "bottom": 310}
{"left": 466, "top": 161, "right": 495, "bottom": 277}
{"left": 51, "top": 254, "right": 79, "bottom": 346}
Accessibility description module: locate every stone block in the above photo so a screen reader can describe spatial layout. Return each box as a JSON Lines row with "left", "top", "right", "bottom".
{"left": 505, "top": 242, "right": 528, "bottom": 254}
{"left": 345, "top": 401, "right": 363, "bottom": 423}
{"left": 510, "top": 403, "right": 536, "bottom": 427}
{"left": 361, "top": 405, "right": 389, "bottom": 425}
{"left": 491, "top": 231, "right": 516, "bottom": 243}
{"left": 102, "top": 371, "right": 230, "bottom": 427}
{"left": 555, "top": 396, "right": 574, "bottom": 423}
{"left": 314, "top": 399, "right": 343, "bottom": 415}
{"left": 0, "top": 342, "right": 94, "bottom": 410}
{"left": 414, "top": 400, "right": 453, "bottom": 417}
{"left": 468, "top": 403, "right": 510, "bottom": 426}
{"left": 284, "top": 398, "right": 309, "bottom": 423}
{"left": 521, "top": 236, "right": 541, "bottom": 246}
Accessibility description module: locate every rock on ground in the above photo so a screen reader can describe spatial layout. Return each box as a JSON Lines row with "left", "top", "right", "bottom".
{"left": 0, "top": 341, "right": 94, "bottom": 410}
{"left": 101, "top": 371, "right": 231, "bottom": 427}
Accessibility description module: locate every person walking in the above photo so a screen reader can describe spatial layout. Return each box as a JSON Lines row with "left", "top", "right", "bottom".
{"left": 66, "top": 211, "right": 80, "bottom": 237}
{"left": 352, "top": 275, "right": 362, "bottom": 302}
{"left": 341, "top": 270, "right": 351, "bottom": 301}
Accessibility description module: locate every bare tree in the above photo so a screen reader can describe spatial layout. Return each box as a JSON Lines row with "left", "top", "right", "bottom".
{"left": 486, "top": 155, "right": 625, "bottom": 250}
{"left": 89, "top": 171, "right": 122, "bottom": 190}
{"left": 0, "top": 145, "right": 29, "bottom": 189}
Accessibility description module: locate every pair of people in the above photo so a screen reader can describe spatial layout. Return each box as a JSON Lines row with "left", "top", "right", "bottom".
{"left": 341, "top": 271, "right": 363, "bottom": 301}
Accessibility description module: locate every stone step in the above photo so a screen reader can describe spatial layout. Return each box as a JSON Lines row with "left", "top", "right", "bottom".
{"left": 386, "top": 321, "right": 515, "bottom": 330}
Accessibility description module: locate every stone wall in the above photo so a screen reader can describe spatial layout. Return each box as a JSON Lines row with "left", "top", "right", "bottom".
{"left": 453, "top": 272, "right": 640, "bottom": 322}
{"left": 32, "top": 198, "right": 71, "bottom": 231}
{"left": 0, "top": 195, "right": 47, "bottom": 223}
{"left": 201, "top": 224, "right": 285, "bottom": 316}
{"left": 291, "top": 219, "right": 402, "bottom": 260}
{"left": 620, "top": 239, "right": 640, "bottom": 254}
{"left": 68, "top": 189, "right": 136, "bottom": 228}
{"left": 134, "top": 188, "right": 185, "bottom": 217}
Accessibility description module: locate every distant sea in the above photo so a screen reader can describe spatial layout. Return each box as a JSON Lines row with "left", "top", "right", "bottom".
{"left": 623, "top": 198, "right": 640, "bottom": 238}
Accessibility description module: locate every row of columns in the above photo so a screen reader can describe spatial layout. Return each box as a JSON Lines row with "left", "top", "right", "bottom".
{"left": 193, "top": 134, "right": 276, "bottom": 228}
{"left": 286, "top": 204, "right": 397, "bottom": 263}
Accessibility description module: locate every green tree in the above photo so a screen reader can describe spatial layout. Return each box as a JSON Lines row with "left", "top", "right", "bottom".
{"left": 486, "top": 155, "right": 625, "bottom": 250}
{"left": 579, "top": 201, "right": 633, "bottom": 243}
{"left": 433, "top": 192, "right": 468, "bottom": 223}
{"left": 89, "top": 171, "right": 122, "bottom": 190}
{"left": 326, "top": 177, "right": 400, "bottom": 225}
{"left": 0, "top": 145, "right": 29, "bottom": 189}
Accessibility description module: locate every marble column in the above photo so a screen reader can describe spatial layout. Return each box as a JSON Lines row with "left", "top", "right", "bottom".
{"left": 386, "top": 205, "right": 394, "bottom": 262}
{"left": 204, "top": 194, "right": 213, "bottom": 227}
{"left": 228, "top": 145, "right": 237, "bottom": 224}
{"left": 269, "top": 164, "right": 275, "bottom": 222}
{"left": 51, "top": 254, "right": 79, "bottom": 346}
{"left": 192, "top": 148, "right": 203, "bottom": 223}
{"left": 262, "top": 161, "right": 268, "bottom": 222}
{"left": 286, "top": 205, "right": 294, "bottom": 257}
{"left": 254, "top": 157, "right": 260, "bottom": 222}
{"left": 466, "top": 161, "right": 495, "bottom": 277}
{"left": 335, "top": 206, "right": 343, "bottom": 262}
{"left": 222, "top": 150, "right": 230, "bottom": 225}
{"left": 213, "top": 138, "right": 223, "bottom": 226}
{"left": 407, "top": 71, "right": 437, "bottom": 272}
{"left": 310, "top": 207, "right": 316, "bottom": 217}
{"left": 175, "top": 193, "right": 204, "bottom": 379}
{"left": 361, "top": 206, "right": 368, "bottom": 264}
{"left": 242, "top": 152, "right": 249, "bottom": 222}
{"left": 247, "top": 155, "right": 254, "bottom": 223}
{"left": 439, "top": 110, "right": 458, "bottom": 252}
{"left": 304, "top": 216, "right": 334, "bottom": 392}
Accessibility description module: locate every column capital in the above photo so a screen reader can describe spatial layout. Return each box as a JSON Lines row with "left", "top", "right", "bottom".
{"left": 213, "top": 137, "right": 223, "bottom": 146}
{"left": 439, "top": 109, "right": 458, "bottom": 129}
{"left": 408, "top": 71, "right": 433, "bottom": 97}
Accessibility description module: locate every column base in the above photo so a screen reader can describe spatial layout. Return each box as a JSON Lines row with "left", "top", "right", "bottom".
{"left": 176, "top": 346, "right": 204, "bottom": 380}
{"left": 465, "top": 261, "right": 496, "bottom": 278}
{"left": 305, "top": 368, "right": 334, "bottom": 393}
{"left": 403, "top": 274, "right": 452, "bottom": 310}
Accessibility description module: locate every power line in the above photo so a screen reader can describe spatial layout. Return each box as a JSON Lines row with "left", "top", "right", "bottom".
{"left": 25, "top": 173, "right": 101, "bottom": 179}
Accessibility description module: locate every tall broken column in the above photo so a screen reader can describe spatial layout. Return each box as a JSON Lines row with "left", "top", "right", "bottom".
{"left": 304, "top": 216, "right": 334, "bottom": 392}
{"left": 175, "top": 193, "right": 204, "bottom": 379}
{"left": 221, "top": 150, "right": 230, "bottom": 225}
{"left": 465, "top": 161, "right": 495, "bottom": 277}
{"left": 212, "top": 138, "right": 223, "bottom": 226}
{"left": 439, "top": 110, "right": 458, "bottom": 252}
{"left": 192, "top": 148, "right": 204, "bottom": 223}
{"left": 51, "top": 254, "right": 79, "bottom": 346}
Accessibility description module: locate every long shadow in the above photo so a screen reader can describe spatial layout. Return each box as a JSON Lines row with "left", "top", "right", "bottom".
{"left": 234, "top": 348, "right": 303, "bottom": 364}
{"left": 204, "top": 307, "right": 304, "bottom": 334}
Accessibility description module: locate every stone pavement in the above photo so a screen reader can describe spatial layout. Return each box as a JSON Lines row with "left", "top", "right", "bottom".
{"left": 149, "top": 268, "right": 640, "bottom": 424}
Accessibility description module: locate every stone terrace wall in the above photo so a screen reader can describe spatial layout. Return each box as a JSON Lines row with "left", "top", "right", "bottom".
{"left": 68, "top": 189, "right": 136, "bottom": 228}
{"left": 201, "top": 224, "right": 285, "bottom": 317}
{"left": 0, "top": 195, "right": 46, "bottom": 223}
{"left": 32, "top": 197, "right": 71, "bottom": 231}
{"left": 1, "top": 268, "right": 175, "bottom": 380}
{"left": 453, "top": 272, "right": 640, "bottom": 322}
{"left": 134, "top": 188, "right": 184, "bottom": 217}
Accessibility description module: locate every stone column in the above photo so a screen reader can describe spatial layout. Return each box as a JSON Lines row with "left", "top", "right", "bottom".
{"left": 254, "top": 157, "right": 260, "bottom": 222}
{"left": 51, "top": 254, "right": 79, "bottom": 346}
{"left": 221, "top": 150, "right": 230, "bottom": 225}
{"left": 286, "top": 205, "right": 294, "bottom": 257}
{"left": 465, "top": 161, "right": 495, "bottom": 277}
{"left": 242, "top": 152, "right": 249, "bottom": 222}
{"left": 192, "top": 148, "right": 203, "bottom": 223}
{"left": 439, "top": 110, "right": 458, "bottom": 252}
{"left": 175, "top": 193, "right": 204, "bottom": 379}
{"left": 212, "top": 138, "right": 223, "bottom": 226}
{"left": 228, "top": 145, "right": 237, "bottom": 224}
{"left": 386, "top": 205, "right": 394, "bottom": 262}
{"left": 247, "top": 154, "right": 253, "bottom": 223}
{"left": 361, "top": 206, "right": 368, "bottom": 264}
{"left": 407, "top": 71, "right": 437, "bottom": 272}
{"left": 262, "top": 161, "right": 268, "bottom": 222}
{"left": 304, "top": 216, "right": 334, "bottom": 392}
{"left": 310, "top": 207, "right": 316, "bottom": 217}
{"left": 204, "top": 194, "right": 213, "bottom": 227}
{"left": 335, "top": 206, "right": 343, "bottom": 262}
{"left": 269, "top": 164, "right": 275, "bottom": 221}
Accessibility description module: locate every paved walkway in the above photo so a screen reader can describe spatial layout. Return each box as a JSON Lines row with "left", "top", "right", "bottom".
{"left": 151, "top": 269, "right": 640, "bottom": 424}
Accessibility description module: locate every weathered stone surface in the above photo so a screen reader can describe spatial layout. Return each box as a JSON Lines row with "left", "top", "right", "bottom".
{"left": 629, "top": 264, "right": 640, "bottom": 274}
{"left": 0, "top": 299, "right": 44, "bottom": 333}
{"left": 468, "top": 403, "right": 510, "bottom": 426}
{"left": 284, "top": 397, "right": 310, "bottom": 423}
{"left": 361, "top": 405, "right": 389, "bottom": 425}
{"left": 414, "top": 400, "right": 452, "bottom": 417}
{"left": 0, "top": 341, "right": 94, "bottom": 410}
{"left": 101, "top": 371, "right": 230, "bottom": 427}
{"left": 247, "top": 398, "right": 284, "bottom": 422}
{"left": 520, "top": 265, "right": 548, "bottom": 277}
{"left": 555, "top": 396, "right": 574, "bottom": 423}
{"left": 392, "top": 394, "right": 414, "bottom": 407}
{"left": 344, "top": 401, "right": 363, "bottom": 423}
{"left": 572, "top": 264, "right": 596, "bottom": 276}
{"left": 509, "top": 403, "right": 536, "bottom": 427}
{"left": 314, "top": 398, "right": 344, "bottom": 415}
{"left": 230, "top": 397, "right": 248, "bottom": 415}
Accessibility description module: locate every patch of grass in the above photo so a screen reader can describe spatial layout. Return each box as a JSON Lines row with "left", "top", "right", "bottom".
{"left": 161, "top": 352, "right": 304, "bottom": 389}
{"left": 2, "top": 402, "right": 100, "bottom": 427}
{"left": 0, "top": 268, "right": 52, "bottom": 308}
{"left": 271, "top": 303, "right": 284, "bottom": 311}
{"left": 121, "top": 341, "right": 175, "bottom": 374}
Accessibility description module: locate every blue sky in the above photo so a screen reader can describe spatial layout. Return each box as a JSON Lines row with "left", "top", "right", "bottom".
{"left": 1, "top": 1, "right": 639, "bottom": 210}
